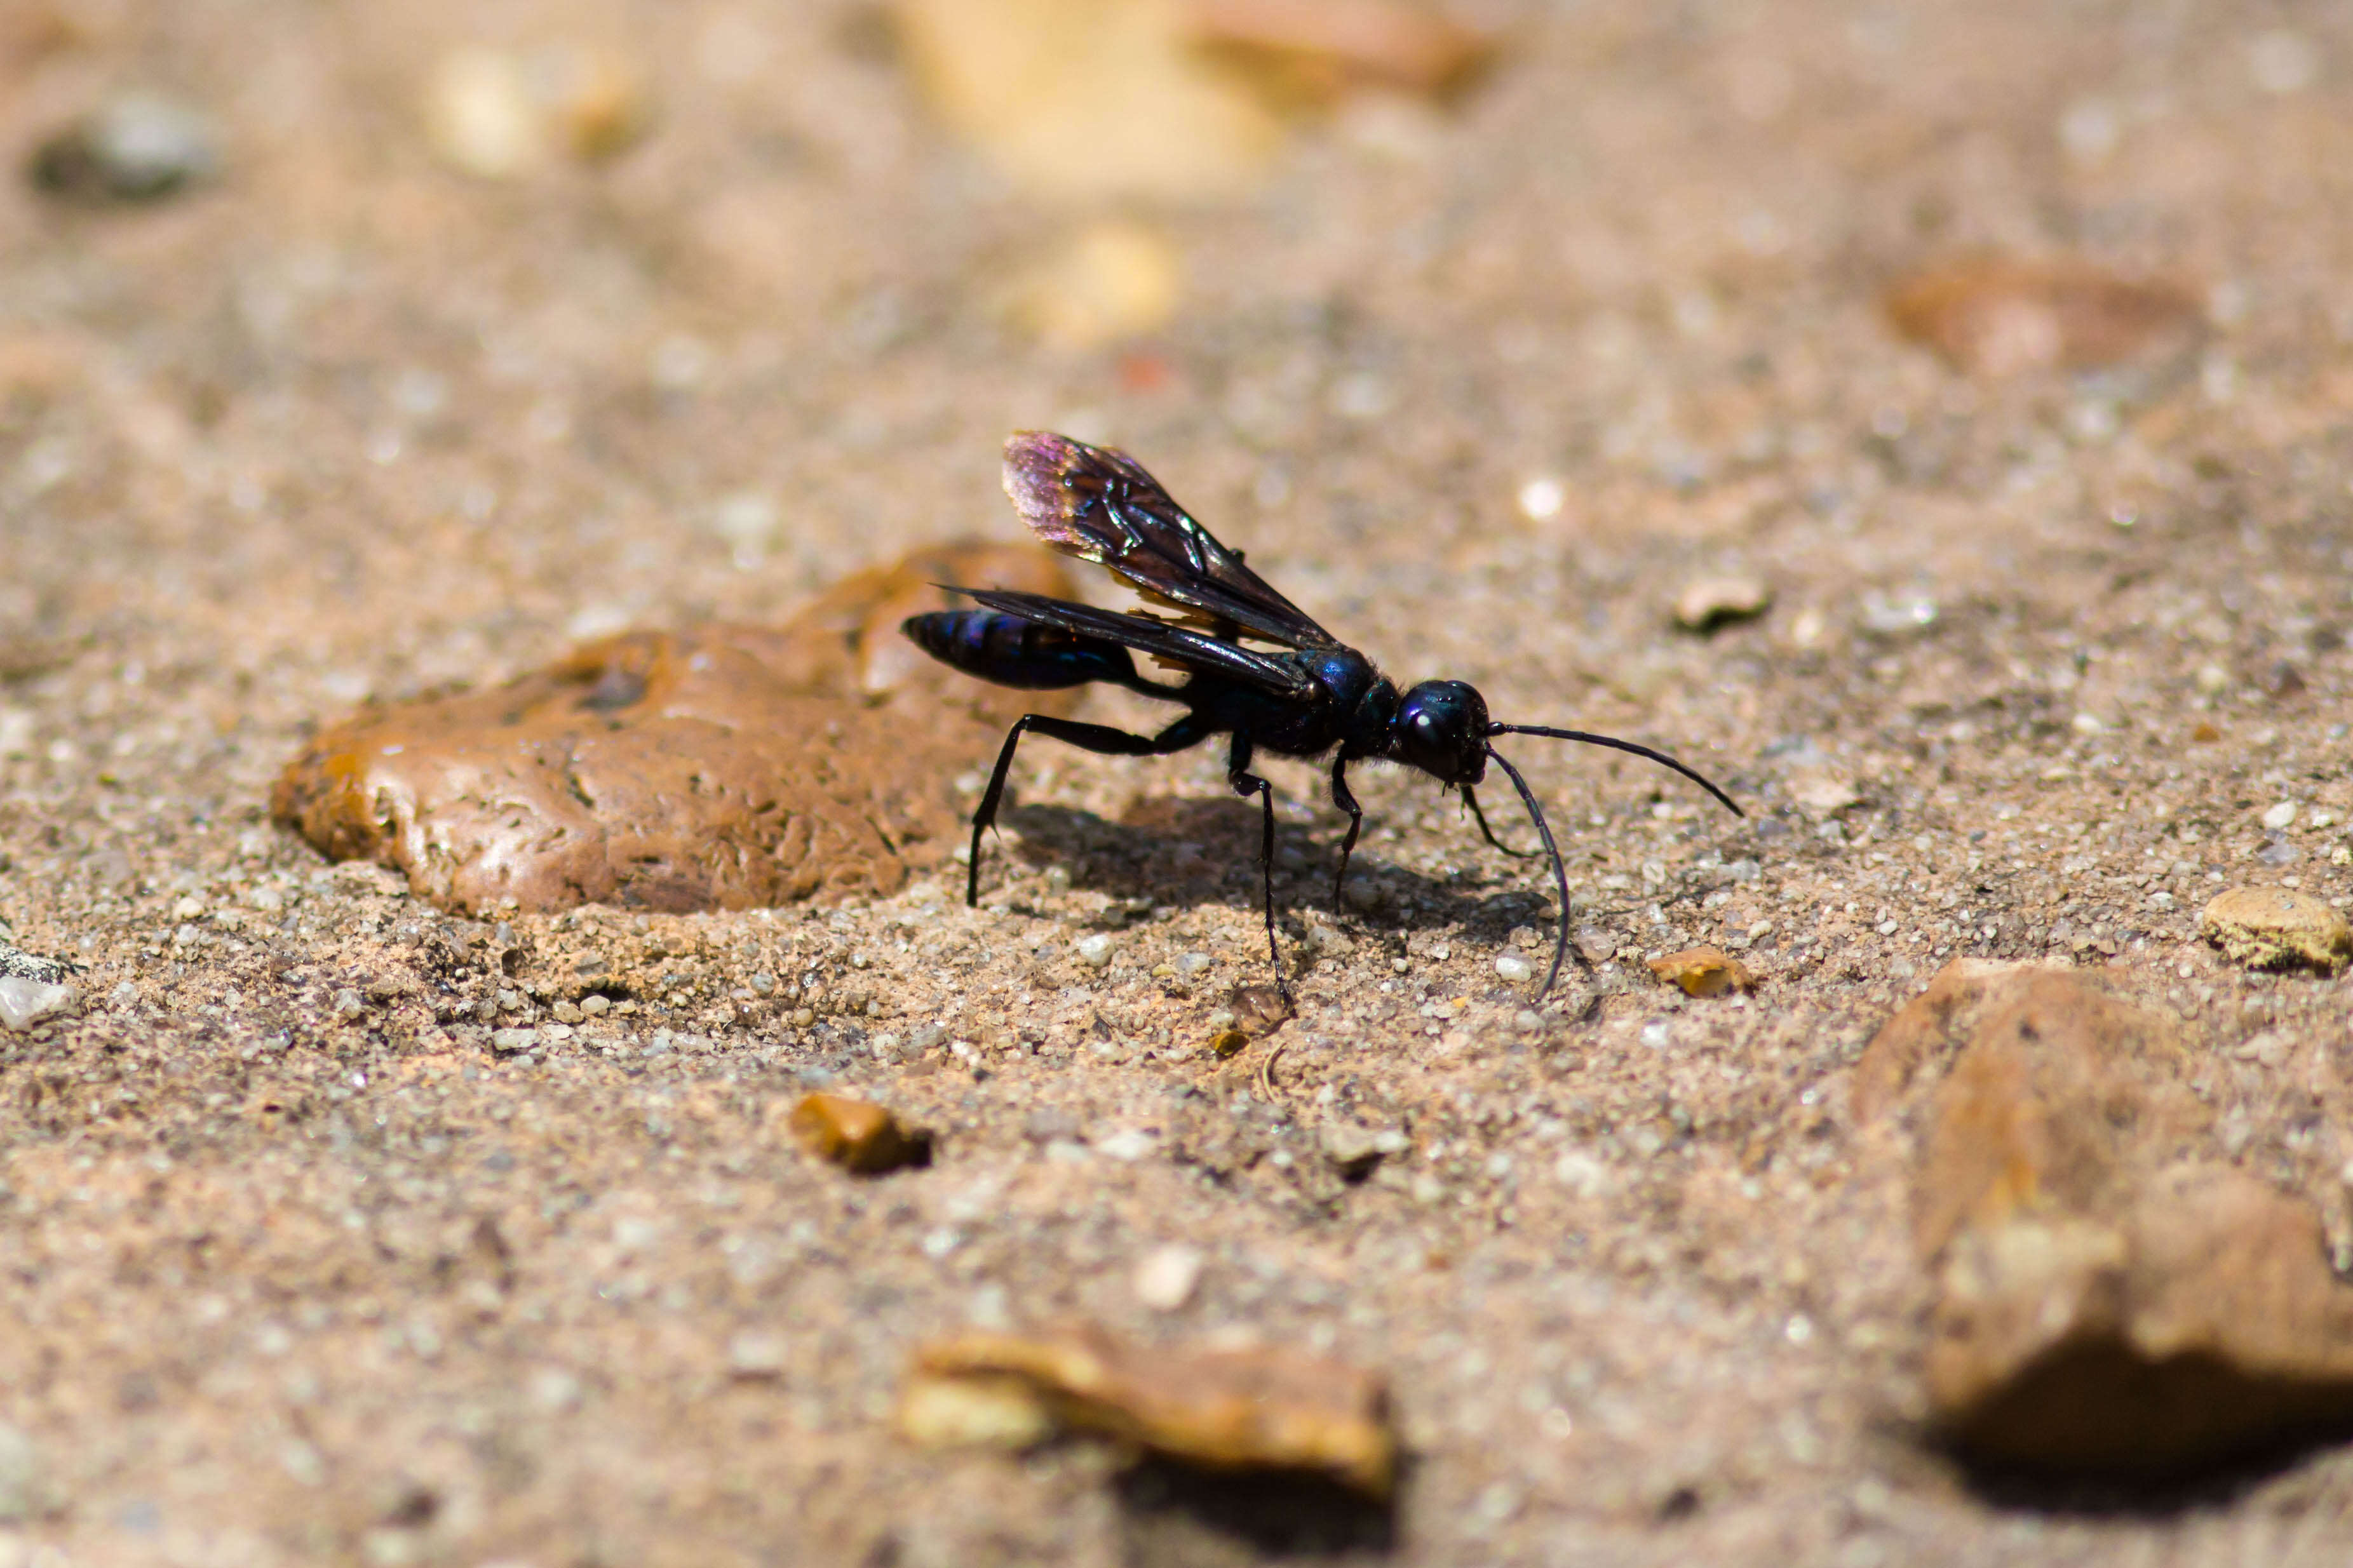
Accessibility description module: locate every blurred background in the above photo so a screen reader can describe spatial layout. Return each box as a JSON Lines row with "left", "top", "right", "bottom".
{"left": 6, "top": 0, "right": 2340, "bottom": 726}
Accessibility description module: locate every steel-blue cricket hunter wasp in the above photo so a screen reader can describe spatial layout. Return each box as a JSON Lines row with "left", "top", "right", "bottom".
{"left": 901, "top": 432, "right": 1743, "bottom": 998}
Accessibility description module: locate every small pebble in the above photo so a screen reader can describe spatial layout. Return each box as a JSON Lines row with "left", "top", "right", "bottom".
{"left": 1075, "top": 934, "right": 1116, "bottom": 968}
{"left": 1225, "top": 983, "right": 1293, "bottom": 1039}
{"left": 727, "top": 1331, "right": 788, "bottom": 1379}
{"left": 421, "top": 43, "right": 649, "bottom": 180}
{"left": 1133, "top": 1244, "right": 1204, "bottom": 1311}
{"left": 0, "top": 977, "right": 76, "bottom": 1032}
{"left": 30, "top": 93, "right": 219, "bottom": 203}
{"left": 2262, "top": 801, "right": 2298, "bottom": 830}
{"left": 1882, "top": 258, "right": 2197, "bottom": 375}
{"left": 2201, "top": 887, "right": 2353, "bottom": 974}
{"left": 1645, "top": 947, "right": 1756, "bottom": 998}
{"left": 1517, "top": 478, "right": 1565, "bottom": 521}
{"left": 0, "top": 1422, "right": 41, "bottom": 1523}
{"left": 1094, "top": 1129, "right": 1156, "bottom": 1163}
{"left": 551, "top": 1000, "right": 584, "bottom": 1024}
{"left": 998, "top": 218, "right": 1181, "bottom": 349}
{"left": 331, "top": 988, "right": 366, "bottom": 1019}
{"left": 1176, "top": 951, "right": 1213, "bottom": 975}
{"left": 579, "top": 995, "right": 610, "bottom": 1016}
{"left": 788, "top": 1093, "right": 932, "bottom": 1174}
{"left": 1673, "top": 577, "right": 1773, "bottom": 633}
{"left": 1494, "top": 951, "right": 1535, "bottom": 982}
{"left": 1858, "top": 592, "right": 1939, "bottom": 635}
{"left": 490, "top": 1028, "right": 538, "bottom": 1054}
{"left": 1320, "top": 1123, "right": 1400, "bottom": 1175}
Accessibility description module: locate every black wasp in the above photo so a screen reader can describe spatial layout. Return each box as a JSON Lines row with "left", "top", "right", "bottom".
{"left": 901, "top": 432, "right": 1743, "bottom": 997}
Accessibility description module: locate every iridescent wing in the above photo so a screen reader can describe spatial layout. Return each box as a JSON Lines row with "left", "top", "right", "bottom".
{"left": 1002, "top": 431, "right": 1339, "bottom": 650}
{"left": 959, "top": 587, "right": 1319, "bottom": 701}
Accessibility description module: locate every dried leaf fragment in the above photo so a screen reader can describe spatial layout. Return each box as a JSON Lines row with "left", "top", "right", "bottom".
{"left": 1884, "top": 258, "right": 2199, "bottom": 377}
{"left": 1645, "top": 946, "right": 1756, "bottom": 998}
{"left": 1183, "top": 0, "right": 1492, "bottom": 102}
{"left": 898, "top": 1371, "right": 1059, "bottom": 1449}
{"left": 790, "top": 1093, "right": 933, "bottom": 1174}
{"left": 892, "top": 0, "right": 1283, "bottom": 201}
{"left": 905, "top": 1323, "right": 1396, "bottom": 1498}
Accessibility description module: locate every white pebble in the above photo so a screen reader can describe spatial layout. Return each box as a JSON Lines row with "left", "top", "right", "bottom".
{"left": 1494, "top": 951, "right": 1534, "bottom": 982}
{"left": 1094, "top": 1128, "right": 1155, "bottom": 1162}
{"left": 2262, "top": 801, "right": 2298, "bottom": 830}
{"left": 1133, "top": 1244, "right": 1204, "bottom": 1311}
{"left": 2248, "top": 29, "right": 2319, "bottom": 96}
{"left": 1517, "top": 477, "right": 1565, "bottom": 521}
{"left": 0, "top": 977, "right": 76, "bottom": 1032}
{"left": 1075, "top": 934, "right": 1115, "bottom": 968}
{"left": 727, "top": 1331, "right": 787, "bottom": 1378}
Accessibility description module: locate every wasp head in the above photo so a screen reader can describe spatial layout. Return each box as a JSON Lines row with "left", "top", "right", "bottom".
{"left": 1389, "top": 680, "right": 1491, "bottom": 786}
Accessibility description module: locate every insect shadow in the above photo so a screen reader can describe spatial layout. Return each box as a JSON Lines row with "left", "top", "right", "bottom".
{"left": 995, "top": 796, "right": 1546, "bottom": 946}
{"left": 1944, "top": 1401, "right": 2353, "bottom": 1521}
{"left": 1112, "top": 1454, "right": 1399, "bottom": 1562}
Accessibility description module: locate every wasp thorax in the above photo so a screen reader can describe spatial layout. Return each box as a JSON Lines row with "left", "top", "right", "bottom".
{"left": 1391, "top": 680, "right": 1490, "bottom": 785}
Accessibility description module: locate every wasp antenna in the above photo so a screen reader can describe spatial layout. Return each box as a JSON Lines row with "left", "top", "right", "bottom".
{"left": 1484, "top": 747, "right": 1576, "bottom": 998}
{"left": 1487, "top": 725, "right": 1743, "bottom": 818}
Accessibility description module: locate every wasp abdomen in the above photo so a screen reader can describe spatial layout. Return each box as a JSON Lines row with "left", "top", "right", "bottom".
{"left": 900, "top": 610, "right": 1138, "bottom": 691}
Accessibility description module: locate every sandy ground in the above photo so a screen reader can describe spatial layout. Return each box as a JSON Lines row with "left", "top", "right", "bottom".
{"left": 6, "top": 1, "right": 2353, "bottom": 1564}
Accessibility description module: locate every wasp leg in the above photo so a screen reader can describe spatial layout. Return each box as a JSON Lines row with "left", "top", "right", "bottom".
{"left": 1329, "top": 755, "right": 1365, "bottom": 910}
{"left": 1465, "top": 784, "right": 1540, "bottom": 859}
{"left": 967, "top": 713, "right": 1210, "bottom": 904}
{"left": 1227, "top": 734, "right": 1291, "bottom": 1001}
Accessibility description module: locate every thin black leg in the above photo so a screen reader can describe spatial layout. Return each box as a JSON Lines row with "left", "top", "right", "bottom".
{"left": 1226, "top": 734, "right": 1288, "bottom": 999}
{"left": 1329, "top": 755, "right": 1364, "bottom": 909}
{"left": 1464, "top": 784, "right": 1539, "bottom": 859}
{"left": 967, "top": 713, "right": 1208, "bottom": 904}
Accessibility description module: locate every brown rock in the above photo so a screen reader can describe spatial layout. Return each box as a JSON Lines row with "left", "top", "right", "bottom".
{"left": 788, "top": 1093, "right": 933, "bottom": 1174}
{"left": 1883, "top": 258, "right": 2200, "bottom": 377}
{"left": 1850, "top": 958, "right": 2027, "bottom": 1120}
{"left": 1645, "top": 947, "right": 1756, "bottom": 998}
{"left": 2199, "top": 887, "right": 2353, "bottom": 974}
{"left": 1903, "top": 969, "right": 2201, "bottom": 1260}
{"left": 1863, "top": 961, "right": 2353, "bottom": 1473}
{"left": 902, "top": 1323, "right": 1396, "bottom": 1498}
{"left": 272, "top": 542, "right": 1078, "bottom": 915}
{"left": 1929, "top": 1165, "right": 2353, "bottom": 1474}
